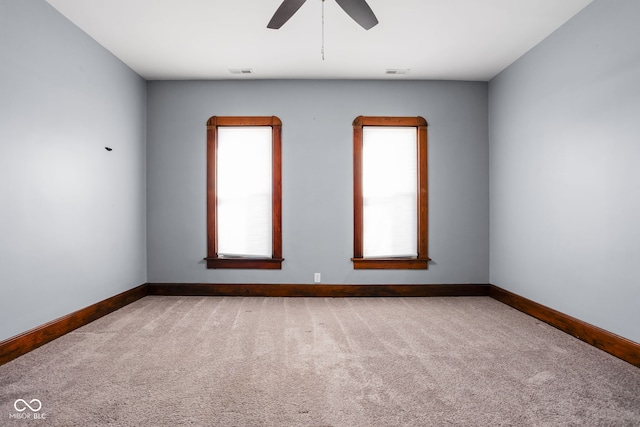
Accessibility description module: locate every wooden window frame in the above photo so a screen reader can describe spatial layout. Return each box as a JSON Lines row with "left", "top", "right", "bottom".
{"left": 351, "top": 116, "right": 430, "bottom": 269}
{"left": 205, "top": 116, "right": 283, "bottom": 269}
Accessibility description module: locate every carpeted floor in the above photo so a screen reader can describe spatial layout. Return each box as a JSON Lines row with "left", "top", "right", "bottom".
{"left": 1, "top": 296, "right": 639, "bottom": 426}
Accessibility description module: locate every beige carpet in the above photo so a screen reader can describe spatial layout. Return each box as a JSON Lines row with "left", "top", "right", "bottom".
{"left": 1, "top": 296, "right": 639, "bottom": 426}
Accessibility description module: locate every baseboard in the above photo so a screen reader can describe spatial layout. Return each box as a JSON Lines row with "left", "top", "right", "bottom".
{"left": 3, "top": 282, "right": 638, "bottom": 369}
{"left": 0, "top": 284, "right": 147, "bottom": 366}
{"left": 489, "top": 285, "right": 640, "bottom": 368}
{"left": 146, "top": 283, "right": 491, "bottom": 297}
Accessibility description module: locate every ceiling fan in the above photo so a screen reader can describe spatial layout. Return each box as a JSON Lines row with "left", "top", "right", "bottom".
{"left": 267, "top": 0, "right": 378, "bottom": 30}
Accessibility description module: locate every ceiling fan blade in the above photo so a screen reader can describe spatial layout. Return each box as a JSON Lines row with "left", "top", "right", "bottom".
{"left": 334, "top": 0, "right": 378, "bottom": 30}
{"left": 267, "top": 0, "right": 308, "bottom": 29}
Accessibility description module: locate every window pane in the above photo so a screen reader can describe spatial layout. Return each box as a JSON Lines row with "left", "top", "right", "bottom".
{"left": 217, "top": 127, "right": 272, "bottom": 257}
{"left": 362, "top": 127, "right": 417, "bottom": 257}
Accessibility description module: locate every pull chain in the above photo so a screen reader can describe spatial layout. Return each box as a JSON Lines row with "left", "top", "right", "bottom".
{"left": 321, "top": 0, "right": 325, "bottom": 60}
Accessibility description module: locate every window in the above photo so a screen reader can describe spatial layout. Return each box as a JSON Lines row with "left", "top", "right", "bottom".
{"left": 205, "top": 116, "right": 283, "bottom": 269}
{"left": 352, "top": 116, "right": 429, "bottom": 269}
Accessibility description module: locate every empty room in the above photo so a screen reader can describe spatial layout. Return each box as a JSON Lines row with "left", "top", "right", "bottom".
{"left": 1, "top": 0, "right": 639, "bottom": 425}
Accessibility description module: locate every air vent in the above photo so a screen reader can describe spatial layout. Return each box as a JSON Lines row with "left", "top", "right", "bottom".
{"left": 228, "top": 68, "right": 254, "bottom": 75}
{"left": 385, "top": 69, "right": 410, "bottom": 75}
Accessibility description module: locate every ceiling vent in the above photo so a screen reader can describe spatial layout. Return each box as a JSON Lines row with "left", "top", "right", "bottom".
{"left": 229, "top": 68, "right": 254, "bottom": 75}
{"left": 385, "top": 69, "right": 410, "bottom": 75}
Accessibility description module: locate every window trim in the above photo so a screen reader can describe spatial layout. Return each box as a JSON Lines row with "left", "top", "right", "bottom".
{"left": 205, "top": 116, "right": 283, "bottom": 269}
{"left": 351, "top": 116, "right": 430, "bottom": 269}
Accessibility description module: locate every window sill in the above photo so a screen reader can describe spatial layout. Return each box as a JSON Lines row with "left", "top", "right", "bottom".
{"left": 205, "top": 257, "right": 284, "bottom": 269}
{"left": 351, "top": 257, "right": 431, "bottom": 270}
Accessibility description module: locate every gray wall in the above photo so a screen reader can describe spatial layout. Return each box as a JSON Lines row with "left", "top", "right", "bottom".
{"left": 489, "top": 0, "right": 640, "bottom": 343}
{"left": 0, "top": 0, "right": 147, "bottom": 341}
{"left": 147, "top": 80, "right": 489, "bottom": 285}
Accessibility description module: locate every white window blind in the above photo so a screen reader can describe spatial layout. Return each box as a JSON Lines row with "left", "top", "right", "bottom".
{"left": 362, "top": 126, "right": 417, "bottom": 258}
{"left": 217, "top": 127, "right": 272, "bottom": 257}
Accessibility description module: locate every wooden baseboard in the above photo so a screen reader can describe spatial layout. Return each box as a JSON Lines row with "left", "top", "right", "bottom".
{"left": 146, "top": 283, "right": 491, "bottom": 297}
{"left": 489, "top": 285, "right": 640, "bottom": 368}
{"left": 0, "top": 284, "right": 147, "bottom": 366}
{"left": 3, "top": 282, "right": 638, "bottom": 369}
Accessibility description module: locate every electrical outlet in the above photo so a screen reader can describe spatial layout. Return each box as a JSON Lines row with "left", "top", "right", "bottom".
{"left": 314, "top": 273, "right": 321, "bottom": 283}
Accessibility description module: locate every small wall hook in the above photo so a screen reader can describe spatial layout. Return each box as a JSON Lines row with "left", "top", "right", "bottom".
{"left": 105, "top": 147, "right": 113, "bottom": 151}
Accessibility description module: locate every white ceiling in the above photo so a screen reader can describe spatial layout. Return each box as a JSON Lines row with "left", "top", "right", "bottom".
{"left": 45, "top": 0, "right": 593, "bottom": 81}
